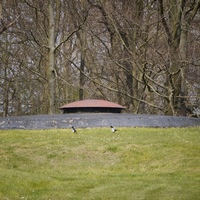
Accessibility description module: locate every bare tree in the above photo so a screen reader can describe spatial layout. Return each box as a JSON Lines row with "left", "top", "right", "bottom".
{"left": 157, "top": 0, "right": 200, "bottom": 115}
{"left": 0, "top": 0, "right": 199, "bottom": 116}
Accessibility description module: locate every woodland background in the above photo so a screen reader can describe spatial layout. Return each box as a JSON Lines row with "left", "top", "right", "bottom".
{"left": 0, "top": 0, "right": 199, "bottom": 116}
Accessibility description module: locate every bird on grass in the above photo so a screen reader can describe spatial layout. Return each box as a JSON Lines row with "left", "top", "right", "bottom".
{"left": 71, "top": 126, "right": 77, "bottom": 133}
{"left": 110, "top": 126, "right": 117, "bottom": 133}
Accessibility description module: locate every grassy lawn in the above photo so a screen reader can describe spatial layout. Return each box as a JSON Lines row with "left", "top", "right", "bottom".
{"left": 0, "top": 127, "right": 199, "bottom": 200}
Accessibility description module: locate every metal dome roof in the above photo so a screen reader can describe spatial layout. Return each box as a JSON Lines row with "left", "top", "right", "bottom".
{"left": 59, "top": 99, "right": 125, "bottom": 109}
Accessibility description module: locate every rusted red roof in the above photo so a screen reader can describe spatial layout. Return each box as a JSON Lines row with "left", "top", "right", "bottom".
{"left": 60, "top": 99, "right": 125, "bottom": 109}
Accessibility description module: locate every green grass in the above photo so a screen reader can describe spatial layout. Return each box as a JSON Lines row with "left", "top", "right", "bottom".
{"left": 0, "top": 127, "right": 199, "bottom": 200}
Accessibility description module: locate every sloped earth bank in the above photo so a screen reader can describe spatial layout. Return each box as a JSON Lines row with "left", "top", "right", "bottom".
{"left": 0, "top": 113, "right": 199, "bottom": 130}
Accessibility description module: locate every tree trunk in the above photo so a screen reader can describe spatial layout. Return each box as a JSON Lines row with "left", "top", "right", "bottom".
{"left": 178, "top": 14, "right": 190, "bottom": 115}
{"left": 0, "top": 0, "right": 2, "bottom": 20}
{"left": 47, "top": 0, "right": 56, "bottom": 114}
{"left": 3, "top": 80, "right": 9, "bottom": 117}
{"left": 79, "top": 26, "right": 86, "bottom": 100}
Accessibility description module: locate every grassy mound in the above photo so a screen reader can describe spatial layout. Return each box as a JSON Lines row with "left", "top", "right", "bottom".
{"left": 0, "top": 127, "right": 199, "bottom": 199}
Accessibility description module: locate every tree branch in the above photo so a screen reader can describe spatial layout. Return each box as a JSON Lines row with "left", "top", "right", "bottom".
{"left": 54, "top": 25, "right": 82, "bottom": 51}
{"left": 55, "top": 6, "right": 89, "bottom": 51}
{"left": 0, "top": 15, "right": 19, "bottom": 34}
{"left": 158, "top": 0, "right": 172, "bottom": 44}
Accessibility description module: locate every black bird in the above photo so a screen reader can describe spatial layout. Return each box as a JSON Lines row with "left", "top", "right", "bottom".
{"left": 71, "top": 126, "right": 77, "bottom": 133}
{"left": 110, "top": 126, "right": 117, "bottom": 133}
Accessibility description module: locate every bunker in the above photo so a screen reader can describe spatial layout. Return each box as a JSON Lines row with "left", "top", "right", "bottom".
{"left": 59, "top": 99, "right": 125, "bottom": 113}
